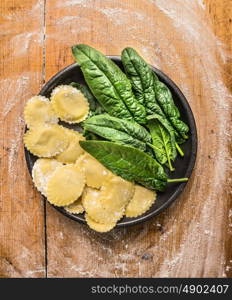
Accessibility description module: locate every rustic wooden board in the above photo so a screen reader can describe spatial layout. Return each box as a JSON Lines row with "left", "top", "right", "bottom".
{"left": 0, "top": 0, "right": 46, "bottom": 277}
{"left": 0, "top": 0, "right": 231, "bottom": 278}
{"left": 44, "top": 0, "right": 232, "bottom": 277}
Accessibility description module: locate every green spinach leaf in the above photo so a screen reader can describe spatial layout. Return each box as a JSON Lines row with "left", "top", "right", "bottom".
{"left": 153, "top": 77, "right": 189, "bottom": 140}
{"left": 121, "top": 47, "right": 188, "bottom": 152}
{"left": 84, "top": 114, "right": 151, "bottom": 151}
{"left": 147, "top": 116, "right": 176, "bottom": 171}
{"left": 80, "top": 140, "right": 168, "bottom": 191}
{"left": 72, "top": 44, "right": 147, "bottom": 124}
{"left": 121, "top": 47, "right": 164, "bottom": 116}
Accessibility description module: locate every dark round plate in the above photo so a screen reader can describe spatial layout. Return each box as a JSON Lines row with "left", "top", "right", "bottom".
{"left": 25, "top": 57, "right": 197, "bottom": 227}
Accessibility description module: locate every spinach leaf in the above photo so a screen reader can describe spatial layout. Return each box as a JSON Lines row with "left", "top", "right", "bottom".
{"left": 121, "top": 47, "right": 164, "bottom": 116}
{"left": 153, "top": 77, "right": 189, "bottom": 140}
{"left": 147, "top": 116, "right": 177, "bottom": 171}
{"left": 84, "top": 114, "right": 151, "bottom": 151}
{"left": 72, "top": 44, "right": 147, "bottom": 124}
{"left": 80, "top": 140, "right": 168, "bottom": 191}
{"left": 147, "top": 114, "right": 178, "bottom": 165}
{"left": 121, "top": 47, "right": 187, "bottom": 153}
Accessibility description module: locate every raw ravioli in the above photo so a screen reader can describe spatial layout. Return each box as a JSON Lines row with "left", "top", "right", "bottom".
{"left": 85, "top": 214, "right": 116, "bottom": 233}
{"left": 56, "top": 128, "right": 85, "bottom": 164}
{"left": 47, "top": 165, "right": 85, "bottom": 206}
{"left": 64, "top": 197, "right": 84, "bottom": 214}
{"left": 79, "top": 154, "right": 111, "bottom": 188}
{"left": 125, "top": 185, "right": 156, "bottom": 218}
{"left": 100, "top": 175, "right": 135, "bottom": 214}
{"left": 51, "top": 85, "right": 89, "bottom": 123}
{"left": 82, "top": 187, "right": 122, "bottom": 224}
{"left": 24, "top": 95, "right": 58, "bottom": 128}
{"left": 32, "top": 158, "right": 62, "bottom": 196}
{"left": 24, "top": 124, "right": 68, "bottom": 157}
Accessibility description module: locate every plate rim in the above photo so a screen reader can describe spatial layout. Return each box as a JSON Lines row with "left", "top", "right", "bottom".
{"left": 25, "top": 56, "right": 198, "bottom": 227}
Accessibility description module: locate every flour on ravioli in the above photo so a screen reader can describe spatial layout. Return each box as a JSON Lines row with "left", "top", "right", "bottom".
{"left": 56, "top": 128, "right": 85, "bottom": 164}
{"left": 51, "top": 85, "right": 89, "bottom": 123}
{"left": 24, "top": 124, "right": 68, "bottom": 157}
{"left": 47, "top": 165, "right": 85, "bottom": 206}
{"left": 125, "top": 185, "right": 156, "bottom": 218}
{"left": 85, "top": 213, "right": 116, "bottom": 233}
{"left": 64, "top": 197, "right": 84, "bottom": 214}
{"left": 24, "top": 96, "right": 58, "bottom": 128}
{"left": 100, "top": 175, "right": 135, "bottom": 214}
{"left": 32, "top": 158, "right": 63, "bottom": 196}
{"left": 79, "top": 154, "right": 111, "bottom": 189}
{"left": 82, "top": 187, "right": 122, "bottom": 224}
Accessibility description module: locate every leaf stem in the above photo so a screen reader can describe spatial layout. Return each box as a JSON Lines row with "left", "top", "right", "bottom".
{"left": 175, "top": 143, "right": 184, "bottom": 157}
{"left": 167, "top": 178, "right": 188, "bottom": 183}
{"left": 167, "top": 156, "right": 175, "bottom": 172}
{"left": 147, "top": 143, "right": 174, "bottom": 171}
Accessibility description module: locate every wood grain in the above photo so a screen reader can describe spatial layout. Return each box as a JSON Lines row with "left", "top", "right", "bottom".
{"left": 204, "top": 0, "right": 232, "bottom": 279}
{"left": 0, "top": 0, "right": 46, "bottom": 277}
{"left": 0, "top": 0, "right": 231, "bottom": 278}
{"left": 45, "top": 0, "right": 232, "bottom": 277}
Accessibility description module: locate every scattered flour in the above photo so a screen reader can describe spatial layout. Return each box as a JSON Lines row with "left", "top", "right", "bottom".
{"left": 0, "top": 0, "right": 45, "bottom": 278}
{"left": 47, "top": 0, "right": 230, "bottom": 278}
{"left": 57, "top": 0, "right": 89, "bottom": 8}
{"left": 11, "top": 32, "right": 43, "bottom": 56}
{"left": 1, "top": 0, "right": 231, "bottom": 278}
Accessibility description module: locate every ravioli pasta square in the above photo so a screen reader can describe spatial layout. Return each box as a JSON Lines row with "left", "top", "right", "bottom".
{"left": 64, "top": 197, "right": 85, "bottom": 214}
{"left": 82, "top": 187, "right": 106, "bottom": 222}
{"left": 82, "top": 187, "right": 124, "bottom": 224}
{"left": 47, "top": 164, "right": 85, "bottom": 206}
{"left": 78, "top": 153, "right": 111, "bottom": 189}
{"left": 24, "top": 95, "right": 58, "bottom": 128}
{"left": 51, "top": 85, "right": 89, "bottom": 123}
{"left": 100, "top": 175, "right": 135, "bottom": 213}
{"left": 32, "top": 158, "right": 63, "bottom": 196}
{"left": 85, "top": 213, "right": 116, "bottom": 233}
{"left": 24, "top": 124, "right": 68, "bottom": 157}
{"left": 55, "top": 128, "right": 85, "bottom": 164}
{"left": 125, "top": 185, "right": 156, "bottom": 218}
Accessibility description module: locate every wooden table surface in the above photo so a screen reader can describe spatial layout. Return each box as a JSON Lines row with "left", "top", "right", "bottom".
{"left": 0, "top": 0, "right": 231, "bottom": 278}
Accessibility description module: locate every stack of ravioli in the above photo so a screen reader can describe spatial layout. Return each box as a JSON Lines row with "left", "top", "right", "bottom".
{"left": 23, "top": 85, "right": 156, "bottom": 232}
